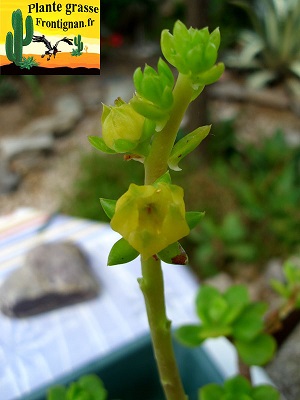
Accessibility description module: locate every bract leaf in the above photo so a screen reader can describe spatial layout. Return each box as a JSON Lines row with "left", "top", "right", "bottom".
{"left": 153, "top": 171, "right": 172, "bottom": 186}
{"left": 158, "top": 242, "right": 188, "bottom": 265}
{"left": 88, "top": 136, "right": 116, "bottom": 154}
{"left": 175, "top": 324, "right": 203, "bottom": 346}
{"left": 114, "top": 139, "right": 137, "bottom": 153}
{"left": 168, "top": 125, "right": 211, "bottom": 171}
{"left": 236, "top": 333, "right": 276, "bottom": 366}
{"left": 100, "top": 198, "right": 116, "bottom": 219}
{"left": 185, "top": 211, "right": 205, "bottom": 229}
{"left": 130, "top": 95, "right": 171, "bottom": 123}
{"left": 107, "top": 238, "right": 139, "bottom": 266}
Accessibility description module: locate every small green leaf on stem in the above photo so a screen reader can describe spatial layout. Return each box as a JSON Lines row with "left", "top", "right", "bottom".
{"left": 168, "top": 125, "right": 211, "bottom": 171}
{"left": 153, "top": 171, "right": 172, "bottom": 186}
{"left": 100, "top": 198, "right": 116, "bottom": 219}
{"left": 108, "top": 238, "right": 139, "bottom": 266}
{"left": 185, "top": 211, "right": 205, "bottom": 229}
{"left": 88, "top": 136, "right": 116, "bottom": 154}
{"left": 158, "top": 241, "right": 188, "bottom": 265}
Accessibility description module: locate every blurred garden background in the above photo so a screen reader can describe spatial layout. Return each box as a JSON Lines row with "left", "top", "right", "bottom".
{"left": 1, "top": 1, "right": 300, "bottom": 397}
{"left": 1, "top": 0, "right": 300, "bottom": 281}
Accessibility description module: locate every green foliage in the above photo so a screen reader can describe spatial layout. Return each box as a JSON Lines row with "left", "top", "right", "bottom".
{"left": 47, "top": 374, "right": 107, "bottom": 400}
{"left": 271, "top": 257, "right": 300, "bottom": 307}
{"left": 208, "top": 0, "right": 252, "bottom": 50}
{"left": 19, "top": 56, "right": 39, "bottom": 69}
{"left": 223, "top": 130, "right": 300, "bottom": 260}
{"left": 184, "top": 124, "right": 300, "bottom": 276}
{"left": 190, "top": 212, "right": 257, "bottom": 276}
{"left": 227, "top": 0, "right": 300, "bottom": 88}
{"left": 200, "top": 375, "right": 280, "bottom": 400}
{"left": 176, "top": 285, "right": 276, "bottom": 366}
{"left": 0, "top": 77, "right": 19, "bottom": 103}
{"left": 5, "top": 9, "right": 34, "bottom": 66}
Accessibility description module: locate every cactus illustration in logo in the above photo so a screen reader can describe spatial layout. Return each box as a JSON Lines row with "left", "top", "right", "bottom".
{"left": 5, "top": 9, "right": 34, "bottom": 66}
{"left": 71, "top": 34, "right": 84, "bottom": 56}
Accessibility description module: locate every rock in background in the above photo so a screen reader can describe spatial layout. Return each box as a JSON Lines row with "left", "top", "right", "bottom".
{"left": 0, "top": 241, "right": 99, "bottom": 318}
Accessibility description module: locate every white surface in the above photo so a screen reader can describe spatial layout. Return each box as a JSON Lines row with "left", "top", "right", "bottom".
{"left": 0, "top": 209, "right": 272, "bottom": 399}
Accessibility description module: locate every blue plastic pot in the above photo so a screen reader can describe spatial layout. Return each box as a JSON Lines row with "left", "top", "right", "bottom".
{"left": 23, "top": 334, "right": 223, "bottom": 400}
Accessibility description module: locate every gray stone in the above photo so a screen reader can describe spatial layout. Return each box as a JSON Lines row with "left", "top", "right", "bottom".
{"left": 52, "top": 94, "right": 84, "bottom": 136}
{"left": 0, "top": 156, "right": 20, "bottom": 194}
{"left": 266, "top": 322, "right": 300, "bottom": 400}
{"left": 19, "top": 116, "right": 57, "bottom": 137}
{"left": 209, "top": 80, "right": 290, "bottom": 110}
{"left": 0, "top": 241, "right": 99, "bottom": 318}
{"left": 105, "top": 77, "right": 134, "bottom": 105}
{"left": 0, "top": 134, "right": 54, "bottom": 161}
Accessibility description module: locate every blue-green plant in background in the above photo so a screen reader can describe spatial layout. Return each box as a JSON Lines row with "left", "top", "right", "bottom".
{"left": 5, "top": 9, "right": 34, "bottom": 67}
{"left": 226, "top": 0, "right": 300, "bottom": 91}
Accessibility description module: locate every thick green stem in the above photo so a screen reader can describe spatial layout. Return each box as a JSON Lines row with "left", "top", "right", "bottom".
{"left": 139, "top": 256, "right": 187, "bottom": 400}
{"left": 144, "top": 73, "right": 195, "bottom": 185}
{"left": 138, "top": 73, "right": 195, "bottom": 400}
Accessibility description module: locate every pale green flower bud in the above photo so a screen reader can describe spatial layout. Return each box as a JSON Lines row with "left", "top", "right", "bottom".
{"left": 101, "top": 98, "right": 145, "bottom": 153}
{"left": 161, "top": 20, "right": 224, "bottom": 86}
{"left": 130, "top": 59, "right": 174, "bottom": 130}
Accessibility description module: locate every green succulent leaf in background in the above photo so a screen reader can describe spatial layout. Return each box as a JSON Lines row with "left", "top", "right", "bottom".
{"left": 271, "top": 258, "right": 300, "bottom": 307}
{"left": 200, "top": 375, "right": 280, "bottom": 400}
{"left": 47, "top": 375, "right": 107, "bottom": 400}
{"left": 177, "top": 284, "right": 276, "bottom": 366}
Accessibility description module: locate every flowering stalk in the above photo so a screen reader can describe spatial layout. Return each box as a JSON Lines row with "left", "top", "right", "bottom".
{"left": 137, "top": 73, "right": 197, "bottom": 400}
{"left": 144, "top": 73, "right": 195, "bottom": 185}
{"left": 89, "top": 20, "right": 224, "bottom": 400}
{"left": 139, "top": 256, "right": 187, "bottom": 400}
